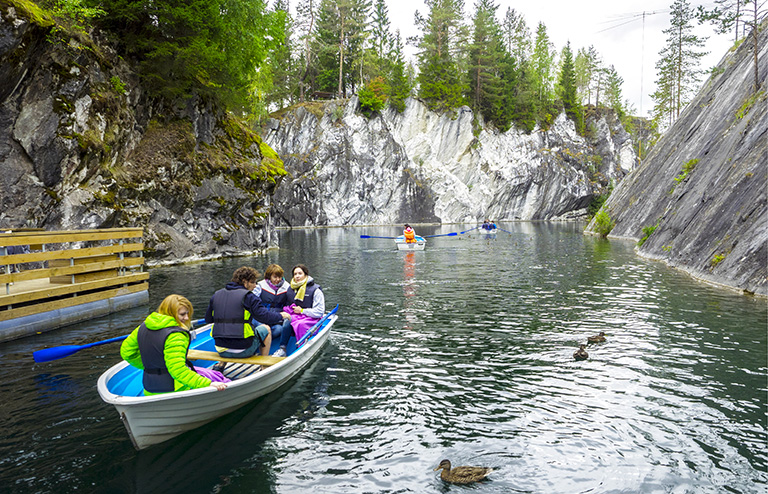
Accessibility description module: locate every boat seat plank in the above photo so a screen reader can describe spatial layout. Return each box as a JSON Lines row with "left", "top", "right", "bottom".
{"left": 187, "top": 349, "right": 285, "bottom": 367}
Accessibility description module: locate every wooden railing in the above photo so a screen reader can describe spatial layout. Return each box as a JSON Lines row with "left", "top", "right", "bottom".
{"left": 0, "top": 228, "right": 148, "bottom": 321}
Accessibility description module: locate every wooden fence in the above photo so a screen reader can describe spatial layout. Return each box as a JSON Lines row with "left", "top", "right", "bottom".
{"left": 0, "top": 228, "right": 149, "bottom": 336}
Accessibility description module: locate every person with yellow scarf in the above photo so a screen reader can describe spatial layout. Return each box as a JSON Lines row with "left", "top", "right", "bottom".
{"left": 273, "top": 264, "right": 326, "bottom": 357}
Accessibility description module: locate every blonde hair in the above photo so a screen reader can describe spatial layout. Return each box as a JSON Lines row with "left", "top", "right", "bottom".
{"left": 156, "top": 294, "right": 194, "bottom": 329}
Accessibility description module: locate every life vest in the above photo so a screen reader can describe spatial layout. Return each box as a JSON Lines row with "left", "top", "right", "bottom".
{"left": 210, "top": 286, "right": 254, "bottom": 349}
{"left": 257, "top": 279, "right": 288, "bottom": 311}
{"left": 287, "top": 281, "right": 321, "bottom": 310}
{"left": 137, "top": 323, "right": 192, "bottom": 393}
{"left": 404, "top": 228, "right": 416, "bottom": 243}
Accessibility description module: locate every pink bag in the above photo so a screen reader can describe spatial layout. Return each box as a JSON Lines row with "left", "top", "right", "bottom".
{"left": 194, "top": 366, "right": 231, "bottom": 383}
{"left": 284, "top": 304, "right": 320, "bottom": 341}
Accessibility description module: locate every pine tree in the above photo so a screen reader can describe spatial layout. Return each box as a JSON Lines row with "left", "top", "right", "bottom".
{"left": 414, "top": 0, "right": 468, "bottom": 111}
{"left": 697, "top": 0, "right": 762, "bottom": 93}
{"left": 557, "top": 42, "right": 583, "bottom": 132}
{"left": 501, "top": 7, "right": 530, "bottom": 63}
{"left": 94, "top": 0, "right": 284, "bottom": 113}
{"left": 268, "top": 0, "right": 294, "bottom": 109}
{"left": 531, "top": 22, "right": 556, "bottom": 104}
{"left": 651, "top": 0, "right": 708, "bottom": 128}
{"left": 468, "top": 0, "right": 504, "bottom": 123}
{"left": 295, "top": 0, "right": 318, "bottom": 100}
{"left": 574, "top": 45, "right": 601, "bottom": 106}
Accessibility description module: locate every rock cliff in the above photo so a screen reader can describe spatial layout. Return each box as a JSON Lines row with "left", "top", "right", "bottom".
{"left": 263, "top": 97, "right": 638, "bottom": 226}
{"left": 585, "top": 25, "right": 767, "bottom": 296}
{"left": 0, "top": 2, "right": 285, "bottom": 264}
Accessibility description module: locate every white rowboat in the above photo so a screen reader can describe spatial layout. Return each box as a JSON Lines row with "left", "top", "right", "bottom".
{"left": 394, "top": 235, "right": 426, "bottom": 251}
{"left": 98, "top": 312, "right": 337, "bottom": 450}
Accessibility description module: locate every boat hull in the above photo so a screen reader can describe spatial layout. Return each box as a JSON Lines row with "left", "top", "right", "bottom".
{"left": 394, "top": 235, "right": 426, "bottom": 251}
{"left": 479, "top": 229, "right": 497, "bottom": 239}
{"left": 98, "top": 315, "right": 336, "bottom": 450}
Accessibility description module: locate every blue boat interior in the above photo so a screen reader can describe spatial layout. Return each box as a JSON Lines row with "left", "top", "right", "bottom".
{"left": 106, "top": 320, "right": 323, "bottom": 397}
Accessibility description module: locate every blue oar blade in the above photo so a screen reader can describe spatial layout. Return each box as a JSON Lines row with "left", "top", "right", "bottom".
{"left": 33, "top": 335, "right": 129, "bottom": 363}
{"left": 33, "top": 345, "right": 83, "bottom": 363}
{"left": 360, "top": 235, "right": 397, "bottom": 239}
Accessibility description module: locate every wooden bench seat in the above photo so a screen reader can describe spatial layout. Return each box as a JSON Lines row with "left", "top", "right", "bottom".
{"left": 186, "top": 349, "right": 285, "bottom": 367}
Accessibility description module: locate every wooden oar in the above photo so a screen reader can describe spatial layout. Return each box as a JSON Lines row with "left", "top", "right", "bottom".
{"left": 296, "top": 304, "right": 339, "bottom": 349}
{"left": 33, "top": 318, "right": 207, "bottom": 362}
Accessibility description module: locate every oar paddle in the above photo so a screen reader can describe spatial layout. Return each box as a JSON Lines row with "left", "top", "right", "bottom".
{"left": 459, "top": 226, "right": 480, "bottom": 234}
{"left": 33, "top": 318, "right": 207, "bottom": 363}
{"left": 496, "top": 227, "right": 515, "bottom": 235}
{"left": 360, "top": 235, "right": 398, "bottom": 239}
{"left": 296, "top": 304, "right": 339, "bottom": 349}
{"left": 423, "top": 232, "right": 458, "bottom": 238}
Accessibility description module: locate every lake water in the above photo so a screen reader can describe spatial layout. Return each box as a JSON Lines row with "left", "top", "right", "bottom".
{"left": 1, "top": 223, "right": 766, "bottom": 493}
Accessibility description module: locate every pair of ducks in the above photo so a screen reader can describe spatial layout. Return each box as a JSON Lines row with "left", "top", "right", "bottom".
{"left": 573, "top": 332, "right": 606, "bottom": 361}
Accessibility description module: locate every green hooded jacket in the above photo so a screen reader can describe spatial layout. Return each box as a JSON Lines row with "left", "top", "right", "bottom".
{"left": 120, "top": 312, "right": 211, "bottom": 394}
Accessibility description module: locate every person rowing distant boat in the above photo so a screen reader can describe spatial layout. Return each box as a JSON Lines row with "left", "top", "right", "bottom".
{"left": 403, "top": 224, "right": 416, "bottom": 243}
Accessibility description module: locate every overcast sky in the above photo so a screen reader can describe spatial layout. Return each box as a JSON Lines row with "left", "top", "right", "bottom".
{"left": 385, "top": 0, "right": 734, "bottom": 117}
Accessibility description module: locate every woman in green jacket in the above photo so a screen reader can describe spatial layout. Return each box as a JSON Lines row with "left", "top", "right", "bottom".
{"left": 121, "top": 294, "right": 228, "bottom": 394}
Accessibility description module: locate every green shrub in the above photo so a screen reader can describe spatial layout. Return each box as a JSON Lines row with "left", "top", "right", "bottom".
{"left": 637, "top": 223, "right": 658, "bottom": 247}
{"left": 110, "top": 76, "right": 126, "bottom": 95}
{"left": 358, "top": 77, "right": 388, "bottom": 117}
{"left": 594, "top": 209, "right": 615, "bottom": 238}
{"left": 670, "top": 158, "right": 699, "bottom": 192}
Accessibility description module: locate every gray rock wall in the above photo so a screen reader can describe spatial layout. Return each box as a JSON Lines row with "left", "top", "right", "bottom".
{"left": 586, "top": 25, "right": 767, "bottom": 296}
{"left": 0, "top": 5, "right": 280, "bottom": 264}
{"left": 263, "top": 97, "right": 637, "bottom": 226}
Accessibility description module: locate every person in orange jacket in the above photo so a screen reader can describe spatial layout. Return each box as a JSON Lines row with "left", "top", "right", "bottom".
{"left": 403, "top": 224, "right": 416, "bottom": 243}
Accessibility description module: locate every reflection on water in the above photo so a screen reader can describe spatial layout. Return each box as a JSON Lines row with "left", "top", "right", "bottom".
{"left": 0, "top": 223, "right": 765, "bottom": 493}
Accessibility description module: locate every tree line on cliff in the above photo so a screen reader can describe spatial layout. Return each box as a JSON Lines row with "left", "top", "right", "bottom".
{"left": 36, "top": 0, "right": 761, "bottom": 136}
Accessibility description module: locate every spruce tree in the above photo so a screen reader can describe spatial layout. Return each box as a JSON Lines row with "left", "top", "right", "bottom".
{"left": 468, "top": 0, "right": 504, "bottom": 124}
{"left": 388, "top": 31, "right": 412, "bottom": 112}
{"left": 603, "top": 65, "right": 626, "bottom": 117}
{"left": 94, "top": 0, "right": 284, "bottom": 114}
{"left": 414, "top": 0, "right": 468, "bottom": 111}
{"left": 557, "top": 42, "right": 583, "bottom": 133}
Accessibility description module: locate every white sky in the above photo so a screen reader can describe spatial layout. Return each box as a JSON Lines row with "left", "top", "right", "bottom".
{"left": 385, "top": 0, "right": 735, "bottom": 117}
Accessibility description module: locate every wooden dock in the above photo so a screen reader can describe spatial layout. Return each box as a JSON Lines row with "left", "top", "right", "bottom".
{"left": 0, "top": 228, "right": 149, "bottom": 342}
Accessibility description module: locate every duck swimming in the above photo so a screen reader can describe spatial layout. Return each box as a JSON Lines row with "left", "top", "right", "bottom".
{"left": 574, "top": 344, "right": 589, "bottom": 361}
{"left": 433, "top": 459, "right": 493, "bottom": 484}
{"left": 587, "top": 331, "right": 606, "bottom": 343}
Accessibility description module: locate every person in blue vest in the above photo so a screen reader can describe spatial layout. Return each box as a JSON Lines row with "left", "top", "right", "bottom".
{"left": 205, "top": 266, "right": 291, "bottom": 360}
{"left": 273, "top": 264, "right": 326, "bottom": 357}
{"left": 253, "top": 263, "right": 292, "bottom": 343}
{"left": 120, "top": 294, "right": 228, "bottom": 394}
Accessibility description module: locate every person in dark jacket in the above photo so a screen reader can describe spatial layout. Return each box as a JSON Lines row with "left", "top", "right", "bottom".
{"left": 272, "top": 264, "right": 326, "bottom": 357}
{"left": 205, "top": 266, "right": 291, "bottom": 359}
{"left": 121, "top": 294, "right": 228, "bottom": 394}
{"left": 253, "top": 264, "right": 292, "bottom": 342}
